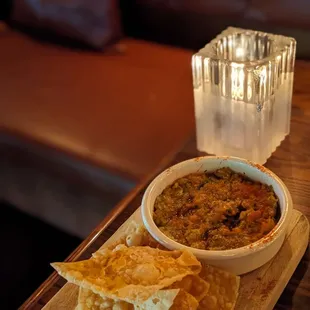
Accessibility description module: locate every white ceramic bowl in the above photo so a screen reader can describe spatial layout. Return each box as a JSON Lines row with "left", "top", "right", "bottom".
{"left": 141, "top": 156, "right": 293, "bottom": 275}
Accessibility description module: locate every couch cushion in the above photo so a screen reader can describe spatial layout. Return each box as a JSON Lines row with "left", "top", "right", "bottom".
{"left": 133, "top": 0, "right": 247, "bottom": 15}
{"left": 121, "top": 0, "right": 247, "bottom": 51}
{"left": 10, "top": 0, "right": 122, "bottom": 49}
{"left": 0, "top": 28, "right": 195, "bottom": 180}
{"left": 0, "top": 146, "right": 129, "bottom": 238}
{"left": 120, "top": 0, "right": 310, "bottom": 59}
{"left": 246, "top": 0, "right": 310, "bottom": 30}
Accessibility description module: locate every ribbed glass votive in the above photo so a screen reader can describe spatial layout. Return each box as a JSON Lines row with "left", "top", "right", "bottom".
{"left": 192, "top": 27, "right": 296, "bottom": 163}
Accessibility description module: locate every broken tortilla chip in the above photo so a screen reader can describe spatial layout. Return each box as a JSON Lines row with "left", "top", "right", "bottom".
{"left": 76, "top": 288, "right": 133, "bottom": 310}
{"left": 52, "top": 245, "right": 201, "bottom": 304}
{"left": 134, "top": 289, "right": 198, "bottom": 310}
{"left": 170, "top": 289, "right": 199, "bottom": 310}
{"left": 134, "top": 289, "right": 179, "bottom": 310}
{"left": 198, "top": 265, "right": 240, "bottom": 310}
{"left": 168, "top": 275, "right": 209, "bottom": 302}
{"left": 95, "top": 222, "right": 163, "bottom": 250}
{"left": 75, "top": 224, "right": 168, "bottom": 310}
{"left": 76, "top": 287, "right": 199, "bottom": 310}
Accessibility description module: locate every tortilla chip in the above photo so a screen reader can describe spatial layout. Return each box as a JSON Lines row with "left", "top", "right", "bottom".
{"left": 134, "top": 289, "right": 198, "bottom": 310}
{"left": 76, "top": 287, "right": 98, "bottom": 310}
{"left": 198, "top": 265, "right": 240, "bottom": 310}
{"left": 52, "top": 245, "right": 201, "bottom": 303}
{"left": 168, "top": 275, "right": 209, "bottom": 302}
{"left": 76, "top": 288, "right": 133, "bottom": 310}
{"left": 170, "top": 289, "right": 199, "bottom": 310}
{"left": 75, "top": 224, "right": 166, "bottom": 310}
{"left": 95, "top": 223, "right": 162, "bottom": 251}
{"left": 139, "top": 229, "right": 165, "bottom": 249}
{"left": 95, "top": 221, "right": 145, "bottom": 253}
{"left": 107, "top": 223, "right": 163, "bottom": 249}
{"left": 134, "top": 289, "right": 180, "bottom": 310}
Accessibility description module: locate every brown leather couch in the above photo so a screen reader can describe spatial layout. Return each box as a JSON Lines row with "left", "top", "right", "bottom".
{"left": 1, "top": 0, "right": 309, "bottom": 237}
{"left": 123, "top": 0, "right": 310, "bottom": 59}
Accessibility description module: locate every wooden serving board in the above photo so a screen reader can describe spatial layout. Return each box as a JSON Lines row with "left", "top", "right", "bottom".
{"left": 44, "top": 208, "right": 309, "bottom": 310}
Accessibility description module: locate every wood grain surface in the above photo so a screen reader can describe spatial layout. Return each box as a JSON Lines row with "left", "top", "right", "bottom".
{"left": 42, "top": 208, "right": 309, "bottom": 310}
{"left": 21, "top": 60, "right": 310, "bottom": 310}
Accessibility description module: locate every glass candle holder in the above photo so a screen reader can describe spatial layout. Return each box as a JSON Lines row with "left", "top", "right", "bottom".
{"left": 192, "top": 27, "right": 296, "bottom": 163}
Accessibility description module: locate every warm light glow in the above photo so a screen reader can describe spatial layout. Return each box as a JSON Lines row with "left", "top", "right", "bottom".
{"left": 192, "top": 27, "right": 296, "bottom": 163}
{"left": 203, "top": 58, "right": 210, "bottom": 82}
{"left": 192, "top": 55, "right": 202, "bottom": 88}
{"left": 247, "top": 74, "right": 252, "bottom": 101}
{"left": 235, "top": 47, "right": 245, "bottom": 59}
{"left": 231, "top": 64, "right": 245, "bottom": 100}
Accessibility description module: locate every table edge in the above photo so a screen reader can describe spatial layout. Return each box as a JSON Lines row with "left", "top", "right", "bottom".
{"left": 19, "top": 133, "right": 194, "bottom": 309}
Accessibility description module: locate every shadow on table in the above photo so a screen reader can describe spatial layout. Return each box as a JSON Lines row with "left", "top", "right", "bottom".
{"left": 275, "top": 246, "right": 309, "bottom": 310}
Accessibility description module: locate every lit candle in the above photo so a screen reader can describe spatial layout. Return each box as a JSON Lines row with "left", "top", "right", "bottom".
{"left": 192, "top": 27, "right": 296, "bottom": 163}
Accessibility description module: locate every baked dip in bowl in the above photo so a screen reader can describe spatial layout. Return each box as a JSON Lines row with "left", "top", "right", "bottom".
{"left": 141, "top": 156, "right": 292, "bottom": 275}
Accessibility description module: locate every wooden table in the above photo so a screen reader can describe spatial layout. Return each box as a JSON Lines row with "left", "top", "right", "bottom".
{"left": 21, "top": 60, "right": 310, "bottom": 309}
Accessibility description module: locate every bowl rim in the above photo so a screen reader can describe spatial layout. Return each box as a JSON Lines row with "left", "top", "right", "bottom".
{"left": 141, "top": 156, "right": 293, "bottom": 259}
